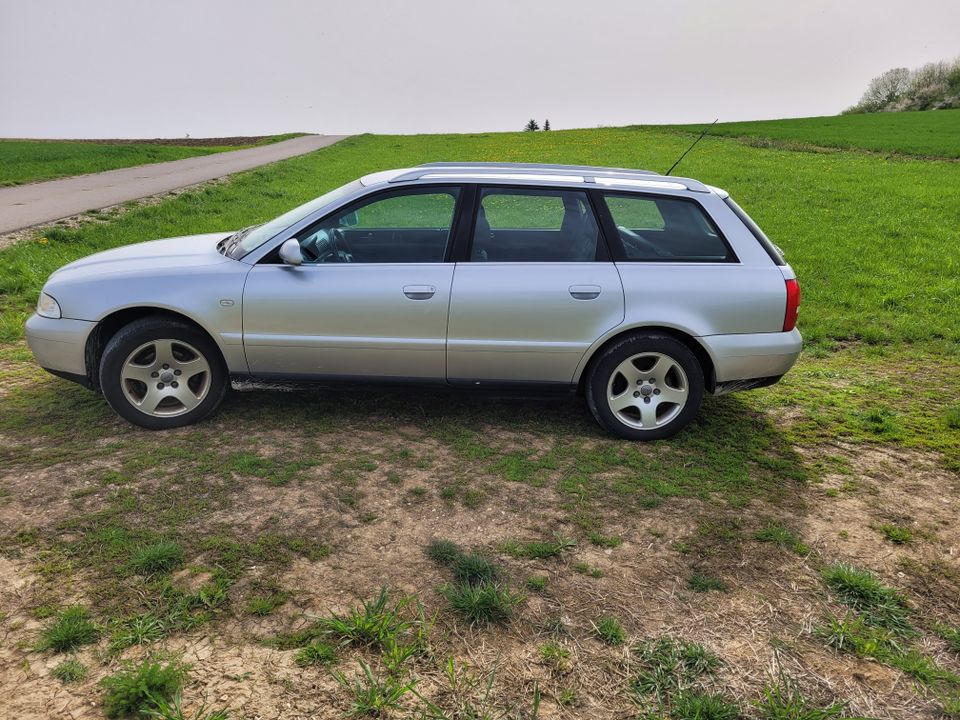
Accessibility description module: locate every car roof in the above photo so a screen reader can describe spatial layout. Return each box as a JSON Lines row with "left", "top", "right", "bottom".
{"left": 360, "top": 162, "right": 712, "bottom": 194}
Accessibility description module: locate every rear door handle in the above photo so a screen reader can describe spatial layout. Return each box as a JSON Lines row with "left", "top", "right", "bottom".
{"left": 569, "top": 284, "right": 601, "bottom": 300}
{"left": 403, "top": 285, "right": 436, "bottom": 300}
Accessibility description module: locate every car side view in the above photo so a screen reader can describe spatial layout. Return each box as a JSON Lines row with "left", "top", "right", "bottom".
{"left": 26, "top": 162, "right": 801, "bottom": 439}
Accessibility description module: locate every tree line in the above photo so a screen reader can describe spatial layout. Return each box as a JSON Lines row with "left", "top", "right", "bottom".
{"left": 846, "top": 57, "right": 960, "bottom": 113}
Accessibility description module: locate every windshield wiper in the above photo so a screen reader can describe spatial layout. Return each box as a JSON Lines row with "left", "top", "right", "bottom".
{"left": 223, "top": 225, "right": 259, "bottom": 256}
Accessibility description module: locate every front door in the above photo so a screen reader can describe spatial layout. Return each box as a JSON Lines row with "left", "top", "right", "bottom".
{"left": 447, "top": 186, "right": 624, "bottom": 385}
{"left": 243, "top": 186, "right": 462, "bottom": 380}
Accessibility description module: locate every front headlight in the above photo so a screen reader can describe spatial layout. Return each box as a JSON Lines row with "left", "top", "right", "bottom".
{"left": 37, "top": 291, "right": 61, "bottom": 319}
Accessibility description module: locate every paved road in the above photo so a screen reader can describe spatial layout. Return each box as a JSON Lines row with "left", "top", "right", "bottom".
{"left": 0, "top": 134, "right": 348, "bottom": 234}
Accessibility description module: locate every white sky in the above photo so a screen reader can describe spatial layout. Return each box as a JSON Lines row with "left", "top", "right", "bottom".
{"left": 1, "top": 0, "right": 958, "bottom": 138}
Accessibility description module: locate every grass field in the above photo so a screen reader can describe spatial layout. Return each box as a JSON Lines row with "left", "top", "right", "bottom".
{"left": 0, "top": 134, "right": 304, "bottom": 186}
{"left": 659, "top": 108, "right": 960, "bottom": 158}
{"left": 1, "top": 117, "right": 959, "bottom": 719}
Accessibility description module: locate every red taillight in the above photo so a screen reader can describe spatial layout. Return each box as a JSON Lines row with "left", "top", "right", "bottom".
{"left": 783, "top": 278, "right": 800, "bottom": 331}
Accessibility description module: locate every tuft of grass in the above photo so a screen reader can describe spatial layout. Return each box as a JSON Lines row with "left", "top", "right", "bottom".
{"left": 101, "top": 657, "right": 188, "bottom": 718}
{"left": 631, "top": 637, "right": 720, "bottom": 702}
{"left": 755, "top": 522, "right": 810, "bottom": 554}
{"left": 937, "top": 625, "right": 960, "bottom": 654}
{"left": 504, "top": 534, "right": 576, "bottom": 560}
{"left": 688, "top": 571, "right": 727, "bottom": 593}
{"left": 295, "top": 641, "right": 338, "bottom": 667}
{"left": 538, "top": 641, "right": 571, "bottom": 672}
{"left": 756, "top": 675, "right": 846, "bottom": 719}
{"left": 144, "top": 693, "right": 230, "bottom": 720}
{"left": 572, "top": 562, "right": 604, "bottom": 578}
{"left": 451, "top": 552, "right": 499, "bottom": 586}
{"left": 109, "top": 613, "right": 166, "bottom": 651}
{"left": 439, "top": 582, "right": 522, "bottom": 625}
{"left": 945, "top": 404, "right": 960, "bottom": 429}
{"left": 594, "top": 615, "right": 626, "bottom": 646}
{"left": 245, "top": 593, "right": 286, "bottom": 616}
{"left": 39, "top": 605, "right": 100, "bottom": 652}
{"left": 878, "top": 523, "right": 913, "bottom": 545}
{"left": 820, "top": 564, "right": 911, "bottom": 632}
{"left": 52, "top": 658, "right": 88, "bottom": 683}
{"left": 817, "top": 614, "right": 960, "bottom": 691}
{"left": 587, "top": 531, "right": 622, "bottom": 548}
{"left": 333, "top": 660, "right": 417, "bottom": 716}
{"left": 129, "top": 541, "right": 184, "bottom": 575}
{"left": 318, "top": 587, "right": 428, "bottom": 651}
{"left": 526, "top": 575, "right": 548, "bottom": 592}
{"left": 425, "top": 539, "right": 462, "bottom": 565}
{"left": 670, "top": 691, "right": 740, "bottom": 720}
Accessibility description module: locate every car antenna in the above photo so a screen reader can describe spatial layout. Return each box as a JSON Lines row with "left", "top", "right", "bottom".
{"left": 664, "top": 119, "right": 718, "bottom": 176}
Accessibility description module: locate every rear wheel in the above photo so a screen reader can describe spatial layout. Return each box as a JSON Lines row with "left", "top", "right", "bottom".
{"left": 99, "top": 317, "right": 227, "bottom": 429}
{"left": 586, "top": 333, "right": 704, "bottom": 440}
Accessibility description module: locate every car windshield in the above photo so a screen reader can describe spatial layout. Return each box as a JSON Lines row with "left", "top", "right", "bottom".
{"left": 226, "top": 179, "right": 363, "bottom": 259}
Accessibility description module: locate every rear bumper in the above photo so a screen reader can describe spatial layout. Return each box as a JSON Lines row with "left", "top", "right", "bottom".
{"left": 25, "top": 314, "right": 96, "bottom": 380}
{"left": 699, "top": 328, "right": 802, "bottom": 389}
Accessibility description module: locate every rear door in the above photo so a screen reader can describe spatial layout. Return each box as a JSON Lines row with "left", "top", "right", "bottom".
{"left": 446, "top": 186, "right": 624, "bottom": 385}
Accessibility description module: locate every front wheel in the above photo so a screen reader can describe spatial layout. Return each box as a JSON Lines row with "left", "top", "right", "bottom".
{"left": 99, "top": 317, "right": 227, "bottom": 430}
{"left": 585, "top": 333, "right": 704, "bottom": 440}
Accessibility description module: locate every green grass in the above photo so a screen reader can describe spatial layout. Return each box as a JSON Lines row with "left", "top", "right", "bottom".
{"left": 439, "top": 582, "right": 522, "bottom": 625}
{"left": 756, "top": 677, "right": 846, "bottom": 719}
{"left": 100, "top": 657, "right": 188, "bottom": 718}
{"left": 129, "top": 541, "right": 184, "bottom": 574}
{"left": 689, "top": 571, "right": 727, "bottom": 593}
{"left": 594, "top": 615, "right": 626, "bottom": 646}
{"left": 878, "top": 523, "right": 914, "bottom": 545}
{"left": 295, "top": 640, "right": 338, "bottom": 667}
{"left": 658, "top": 109, "right": 960, "bottom": 158}
{"left": 0, "top": 135, "right": 303, "bottom": 186}
{"left": 39, "top": 605, "right": 100, "bottom": 652}
{"left": 51, "top": 658, "right": 89, "bottom": 683}
{"left": 754, "top": 522, "right": 810, "bottom": 555}
{"left": 820, "top": 564, "right": 912, "bottom": 633}
{"left": 502, "top": 534, "right": 576, "bottom": 560}
{"left": 631, "top": 637, "right": 724, "bottom": 716}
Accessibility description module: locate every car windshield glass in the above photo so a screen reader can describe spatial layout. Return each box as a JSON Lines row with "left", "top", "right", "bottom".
{"left": 228, "top": 180, "right": 363, "bottom": 258}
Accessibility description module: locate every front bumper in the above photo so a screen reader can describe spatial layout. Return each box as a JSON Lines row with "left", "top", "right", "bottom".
{"left": 25, "top": 314, "right": 97, "bottom": 380}
{"left": 699, "top": 328, "right": 802, "bottom": 390}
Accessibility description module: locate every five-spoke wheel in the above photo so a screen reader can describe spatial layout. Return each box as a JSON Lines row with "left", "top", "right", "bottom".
{"left": 587, "top": 332, "right": 704, "bottom": 440}
{"left": 100, "top": 317, "right": 227, "bottom": 429}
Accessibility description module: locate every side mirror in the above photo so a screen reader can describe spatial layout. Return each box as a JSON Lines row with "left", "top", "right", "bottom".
{"left": 340, "top": 211, "right": 359, "bottom": 228}
{"left": 279, "top": 238, "right": 303, "bottom": 266}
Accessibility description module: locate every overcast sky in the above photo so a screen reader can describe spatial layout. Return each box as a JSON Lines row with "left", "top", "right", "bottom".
{"left": 1, "top": 0, "right": 958, "bottom": 138}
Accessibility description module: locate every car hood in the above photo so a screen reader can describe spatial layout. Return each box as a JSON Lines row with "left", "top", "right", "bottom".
{"left": 51, "top": 232, "right": 236, "bottom": 282}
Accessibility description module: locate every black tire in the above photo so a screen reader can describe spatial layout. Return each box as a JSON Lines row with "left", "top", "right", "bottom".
{"left": 98, "top": 317, "right": 227, "bottom": 430}
{"left": 585, "top": 332, "right": 704, "bottom": 441}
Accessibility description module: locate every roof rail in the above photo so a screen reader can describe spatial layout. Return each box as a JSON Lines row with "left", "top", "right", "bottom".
{"left": 389, "top": 165, "right": 709, "bottom": 193}
{"left": 419, "top": 161, "right": 660, "bottom": 176}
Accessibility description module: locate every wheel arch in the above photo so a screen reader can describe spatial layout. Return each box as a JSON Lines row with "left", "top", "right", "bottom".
{"left": 84, "top": 306, "right": 227, "bottom": 390}
{"left": 576, "top": 325, "right": 716, "bottom": 394}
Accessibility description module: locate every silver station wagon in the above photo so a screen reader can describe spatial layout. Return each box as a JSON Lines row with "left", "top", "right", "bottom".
{"left": 26, "top": 162, "right": 801, "bottom": 439}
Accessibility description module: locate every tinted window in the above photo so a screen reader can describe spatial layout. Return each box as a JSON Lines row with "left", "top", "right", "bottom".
{"left": 471, "top": 188, "right": 599, "bottom": 262}
{"left": 295, "top": 188, "right": 459, "bottom": 264}
{"left": 604, "top": 194, "right": 733, "bottom": 262}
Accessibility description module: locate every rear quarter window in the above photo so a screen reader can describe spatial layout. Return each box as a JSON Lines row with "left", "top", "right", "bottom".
{"left": 723, "top": 197, "right": 786, "bottom": 266}
{"left": 603, "top": 193, "right": 735, "bottom": 262}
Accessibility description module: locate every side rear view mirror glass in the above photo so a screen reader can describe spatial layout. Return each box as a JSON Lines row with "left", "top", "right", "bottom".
{"left": 340, "top": 211, "right": 359, "bottom": 228}
{"left": 279, "top": 238, "right": 303, "bottom": 266}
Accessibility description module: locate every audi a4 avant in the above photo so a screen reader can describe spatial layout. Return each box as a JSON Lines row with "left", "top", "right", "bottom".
{"left": 26, "top": 162, "right": 801, "bottom": 439}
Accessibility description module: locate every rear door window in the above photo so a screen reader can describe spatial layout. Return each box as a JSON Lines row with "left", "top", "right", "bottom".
{"left": 603, "top": 194, "right": 734, "bottom": 262}
{"left": 470, "top": 188, "right": 600, "bottom": 262}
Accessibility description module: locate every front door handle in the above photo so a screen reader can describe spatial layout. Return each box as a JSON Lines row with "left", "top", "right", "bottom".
{"left": 569, "top": 284, "right": 601, "bottom": 300}
{"left": 403, "top": 285, "right": 436, "bottom": 300}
